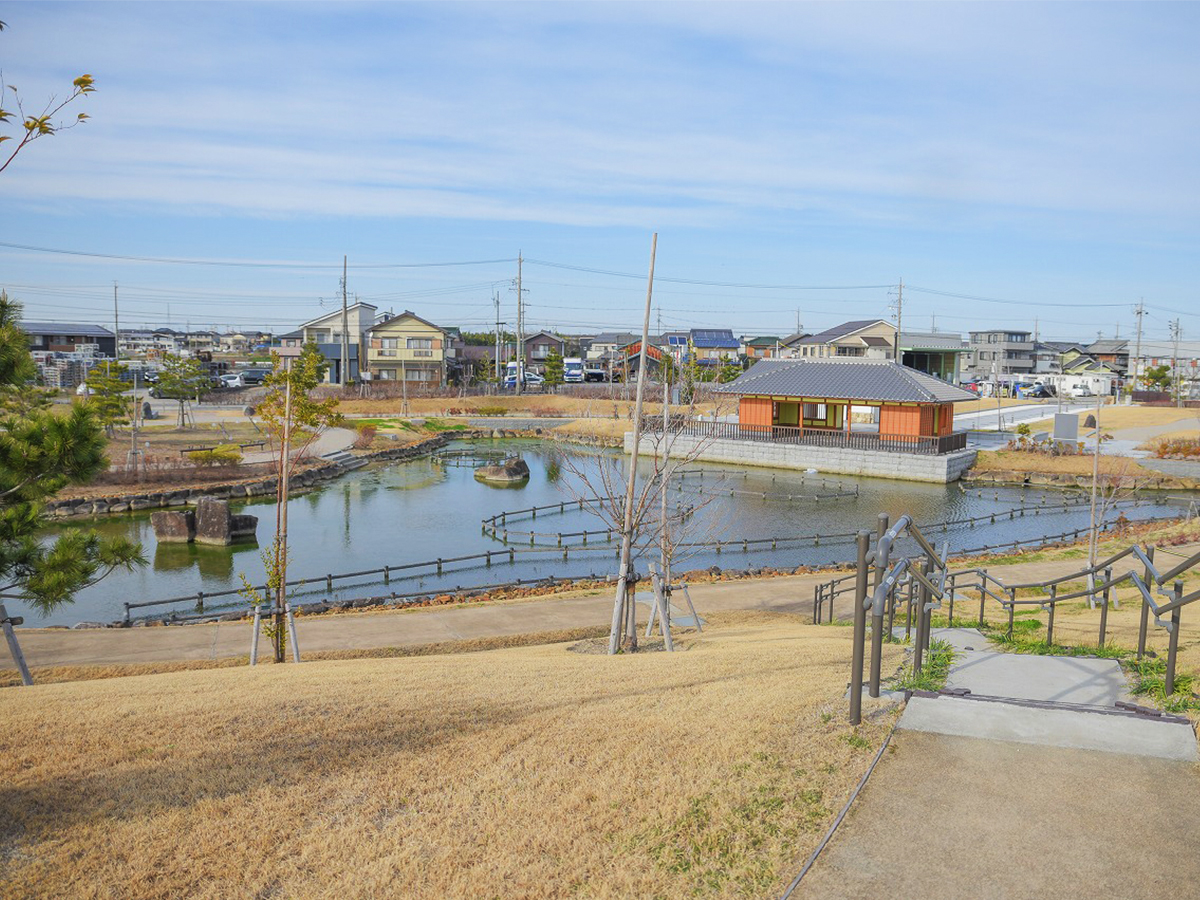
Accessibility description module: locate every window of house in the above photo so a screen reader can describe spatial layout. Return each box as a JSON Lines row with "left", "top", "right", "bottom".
{"left": 407, "top": 338, "right": 432, "bottom": 349}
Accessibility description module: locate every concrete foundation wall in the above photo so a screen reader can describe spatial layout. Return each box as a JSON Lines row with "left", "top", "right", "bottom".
{"left": 625, "top": 433, "right": 977, "bottom": 484}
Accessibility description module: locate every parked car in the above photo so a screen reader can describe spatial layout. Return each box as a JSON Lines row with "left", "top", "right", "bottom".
{"left": 238, "top": 368, "right": 270, "bottom": 385}
{"left": 218, "top": 373, "right": 245, "bottom": 389}
{"left": 1024, "top": 385, "right": 1055, "bottom": 399}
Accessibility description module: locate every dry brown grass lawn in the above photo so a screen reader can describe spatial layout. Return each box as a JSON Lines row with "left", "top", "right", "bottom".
{"left": 0, "top": 615, "right": 902, "bottom": 900}
{"left": 339, "top": 394, "right": 728, "bottom": 420}
{"left": 970, "top": 449, "right": 1151, "bottom": 477}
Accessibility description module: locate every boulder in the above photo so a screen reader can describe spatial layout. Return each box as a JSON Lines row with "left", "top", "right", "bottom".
{"left": 151, "top": 509, "right": 196, "bottom": 543}
{"left": 194, "top": 497, "right": 233, "bottom": 545}
{"left": 474, "top": 457, "right": 531, "bottom": 485}
{"left": 229, "top": 514, "right": 259, "bottom": 541}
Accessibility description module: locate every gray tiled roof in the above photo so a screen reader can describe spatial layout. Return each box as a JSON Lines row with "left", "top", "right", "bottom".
{"left": 716, "top": 358, "right": 977, "bottom": 403}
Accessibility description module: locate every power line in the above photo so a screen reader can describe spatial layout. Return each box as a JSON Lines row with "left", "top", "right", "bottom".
{"left": 0, "top": 241, "right": 517, "bottom": 270}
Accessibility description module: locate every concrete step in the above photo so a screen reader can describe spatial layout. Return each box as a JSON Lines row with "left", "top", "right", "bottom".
{"left": 900, "top": 693, "right": 1198, "bottom": 761}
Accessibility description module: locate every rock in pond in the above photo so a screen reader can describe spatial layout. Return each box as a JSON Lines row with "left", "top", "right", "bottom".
{"left": 474, "top": 457, "right": 531, "bottom": 485}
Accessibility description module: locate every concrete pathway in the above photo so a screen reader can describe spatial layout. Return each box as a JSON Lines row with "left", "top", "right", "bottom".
{"left": 799, "top": 626, "right": 1199, "bottom": 898}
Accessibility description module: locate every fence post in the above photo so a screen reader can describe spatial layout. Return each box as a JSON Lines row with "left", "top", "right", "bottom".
{"left": 913, "top": 559, "right": 931, "bottom": 675}
{"left": 1046, "top": 585, "right": 1056, "bottom": 646}
{"left": 0, "top": 604, "right": 33, "bottom": 686}
{"left": 1007, "top": 588, "right": 1016, "bottom": 639}
{"left": 905, "top": 579, "right": 915, "bottom": 641}
{"left": 868, "top": 513, "right": 889, "bottom": 698}
{"left": 849, "top": 532, "right": 871, "bottom": 726}
{"left": 1137, "top": 546, "right": 1154, "bottom": 661}
{"left": 1098, "top": 566, "right": 1112, "bottom": 648}
{"left": 1165, "top": 581, "right": 1183, "bottom": 696}
{"left": 813, "top": 584, "right": 821, "bottom": 625}
{"left": 947, "top": 572, "right": 956, "bottom": 625}
{"left": 978, "top": 578, "right": 986, "bottom": 627}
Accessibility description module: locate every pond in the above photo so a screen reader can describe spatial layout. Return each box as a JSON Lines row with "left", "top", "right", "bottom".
{"left": 19, "top": 439, "right": 1181, "bottom": 626}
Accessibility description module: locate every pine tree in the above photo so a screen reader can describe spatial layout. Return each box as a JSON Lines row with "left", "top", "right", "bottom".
{"left": 84, "top": 363, "right": 133, "bottom": 437}
{"left": 544, "top": 349, "right": 564, "bottom": 388}
{"left": 0, "top": 292, "right": 144, "bottom": 614}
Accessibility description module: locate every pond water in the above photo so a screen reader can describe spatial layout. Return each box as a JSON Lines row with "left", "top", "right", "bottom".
{"left": 20, "top": 439, "right": 1180, "bottom": 626}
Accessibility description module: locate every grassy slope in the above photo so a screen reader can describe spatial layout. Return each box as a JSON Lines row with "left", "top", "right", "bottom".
{"left": 0, "top": 615, "right": 902, "bottom": 900}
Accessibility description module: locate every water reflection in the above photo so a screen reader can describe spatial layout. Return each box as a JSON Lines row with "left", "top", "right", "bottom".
{"left": 153, "top": 540, "right": 260, "bottom": 579}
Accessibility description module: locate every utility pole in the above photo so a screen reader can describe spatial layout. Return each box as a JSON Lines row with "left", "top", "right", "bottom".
{"left": 341, "top": 255, "right": 350, "bottom": 387}
{"left": 891, "top": 278, "right": 903, "bottom": 363}
{"left": 493, "top": 290, "right": 502, "bottom": 384}
{"left": 1131, "top": 299, "right": 1145, "bottom": 402}
{"left": 1170, "top": 318, "right": 1182, "bottom": 407}
{"left": 515, "top": 252, "right": 524, "bottom": 396}
{"left": 113, "top": 281, "right": 121, "bottom": 363}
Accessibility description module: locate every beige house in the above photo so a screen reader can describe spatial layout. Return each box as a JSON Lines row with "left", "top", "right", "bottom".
{"left": 279, "top": 302, "right": 378, "bottom": 383}
{"left": 366, "top": 310, "right": 446, "bottom": 385}
{"left": 794, "top": 320, "right": 897, "bottom": 359}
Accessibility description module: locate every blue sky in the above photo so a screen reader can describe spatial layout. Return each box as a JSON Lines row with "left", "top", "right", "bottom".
{"left": 2, "top": 1, "right": 1197, "bottom": 342}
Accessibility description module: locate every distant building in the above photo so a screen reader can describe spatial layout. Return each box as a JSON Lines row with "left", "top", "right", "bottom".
{"left": 22, "top": 322, "right": 116, "bottom": 358}
{"left": 742, "top": 336, "right": 782, "bottom": 359}
{"left": 963, "top": 329, "right": 1035, "bottom": 379}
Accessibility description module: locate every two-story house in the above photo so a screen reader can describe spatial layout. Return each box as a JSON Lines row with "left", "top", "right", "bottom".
{"left": 280, "top": 302, "right": 378, "bottom": 383}
{"left": 688, "top": 328, "right": 740, "bottom": 366}
{"left": 366, "top": 310, "right": 446, "bottom": 386}
{"left": 963, "top": 329, "right": 1035, "bottom": 380}
{"left": 522, "top": 330, "right": 565, "bottom": 374}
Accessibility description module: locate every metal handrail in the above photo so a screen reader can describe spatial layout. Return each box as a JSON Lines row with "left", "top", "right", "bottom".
{"left": 835, "top": 505, "right": 1200, "bottom": 724}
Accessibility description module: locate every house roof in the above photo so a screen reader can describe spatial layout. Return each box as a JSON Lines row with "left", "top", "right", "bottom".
{"left": 779, "top": 331, "right": 812, "bottom": 347}
{"left": 861, "top": 336, "right": 893, "bottom": 348}
{"left": 592, "top": 332, "right": 639, "bottom": 345}
{"left": 745, "top": 336, "right": 781, "bottom": 347}
{"left": 716, "top": 358, "right": 977, "bottom": 403}
{"left": 298, "top": 301, "right": 378, "bottom": 330}
{"left": 21, "top": 322, "right": 115, "bottom": 338}
{"left": 523, "top": 330, "right": 563, "bottom": 344}
{"left": 367, "top": 309, "right": 444, "bottom": 335}
{"left": 1087, "top": 339, "right": 1129, "bottom": 355}
{"left": 690, "top": 328, "right": 739, "bottom": 349}
{"left": 901, "top": 331, "right": 968, "bottom": 352}
{"left": 1037, "top": 340, "right": 1084, "bottom": 354}
{"left": 797, "top": 319, "right": 889, "bottom": 345}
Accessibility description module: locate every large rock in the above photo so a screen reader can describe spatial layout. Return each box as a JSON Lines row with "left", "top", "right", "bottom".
{"left": 151, "top": 509, "right": 195, "bottom": 542}
{"left": 474, "top": 457, "right": 531, "bottom": 485}
{"left": 194, "top": 496, "right": 242, "bottom": 545}
{"left": 229, "top": 514, "right": 259, "bottom": 541}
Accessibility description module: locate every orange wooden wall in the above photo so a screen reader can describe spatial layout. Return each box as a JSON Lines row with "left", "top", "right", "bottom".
{"left": 739, "top": 397, "right": 773, "bottom": 428}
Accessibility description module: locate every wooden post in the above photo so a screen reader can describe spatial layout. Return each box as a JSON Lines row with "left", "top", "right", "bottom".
{"left": 0, "top": 604, "right": 33, "bottom": 686}
{"left": 249, "top": 604, "right": 261, "bottom": 665}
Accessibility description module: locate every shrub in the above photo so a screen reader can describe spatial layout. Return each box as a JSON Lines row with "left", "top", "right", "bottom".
{"left": 190, "top": 445, "right": 243, "bottom": 467}
{"left": 1151, "top": 437, "right": 1200, "bottom": 459}
{"left": 353, "top": 424, "right": 377, "bottom": 449}
{"left": 476, "top": 405, "right": 507, "bottom": 416}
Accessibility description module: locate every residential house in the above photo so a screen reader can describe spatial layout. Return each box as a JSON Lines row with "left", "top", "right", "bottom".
{"left": 742, "top": 336, "right": 782, "bottom": 360}
{"left": 522, "top": 330, "right": 565, "bottom": 375}
{"left": 688, "top": 328, "right": 740, "bottom": 366}
{"left": 279, "top": 302, "right": 377, "bottom": 383}
{"left": 1086, "top": 339, "right": 1130, "bottom": 375}
{"left": 793, "top": 320, "right": 896, "bottom": 360}
{"left": 365, "top": 310, "right": 446, "bottom": 386}
{"left": 1129, "top": 339, "right": 1200, "bottom": 399}
{"left": 774, "top": 331, "right": 813, "bottom": 359}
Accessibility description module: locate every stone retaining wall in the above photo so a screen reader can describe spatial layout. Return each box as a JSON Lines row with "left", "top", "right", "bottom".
{"left": 964, "top": 469, "right": 1194, "bottom": 491}
{"left": 623, "top": 432, "right": 977, "bottom": 483}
